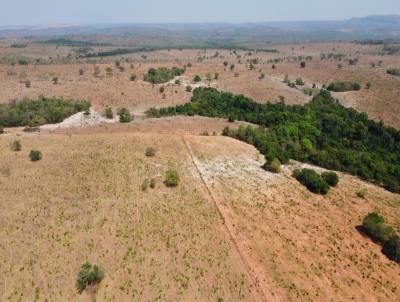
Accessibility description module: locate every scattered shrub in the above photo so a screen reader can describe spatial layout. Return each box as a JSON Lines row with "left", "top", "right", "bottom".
{"left": 145, "top": 147, "right": 156, "bottom": 157}
{"left": 300, "top": 61, "right": 306, "bottom": 68}
{"left": 25, "top": 80, "right": 31, "bottom": 88}
{"left": 193, "top": 75, "right": 201, "bottom": 82}
{"left": 294, "top": 168, "right": 330, "bottom": 195}
{"left": 327, "top": 81, "right": 361, "bottom": 92}
{"left": 130, "top": 74, "right": 137, "bottom": 81}
{"left": 29, "top": 150, "right": 42, "bottom": 162}
{"left": 356, "top": 190, "right": 367, "bottom": 199}
{"left": 104, "top": 107, "right": 113, "bottom": 119}
{"left": 228, "top": 114, "right": 235, "bottom": 123}
{"left": 362, "top": 212, "right": 395, "bottom": 244}
{"left": 52, "top": 77, "right": 58, "bottom": 84}
{"left": 11, "top": 140, "right": 21, "bottom": 151}
{"left": 186, "top": 85, "right": 192, "bottom": 92}
{"left": 118, "top": 108, "right": 131, "bottom": 123}
{"left": 295, "top": 78, "right": 305, "bottom": 86}
{"left": 322, "top": 171, "right": 339, "bottom": 187}
{"left": 387, "top": 68, "right": 400, "bottom": 76}
{"left": 159, "top": 87, "right": 165, "bottom": 93}
{"left": 76, "top": 262, "right": 103, "bottom": 294}
{"left": 165, "top": 170, "right": 180, "bottom": 187}
{"left": 150, "top": 178, "right": 156, "bottom": 189}
{"left": 382, "top": 236, "right": 400, "bottom": 263}
{"left": 264, "top": 158, "right": 281, "bottom": 173}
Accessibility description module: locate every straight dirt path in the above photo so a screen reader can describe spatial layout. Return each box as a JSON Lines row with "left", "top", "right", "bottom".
{"left": 182, "top": 135, "right": 285, "bottom": 302}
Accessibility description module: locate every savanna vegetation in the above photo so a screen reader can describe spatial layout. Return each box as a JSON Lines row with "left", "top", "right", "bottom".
{"left": 293, "top": 168, "right": 331, "bottom": 195}
{"left": 147, "top": 87, "right": 400, "bottom": 193}
{"left": 387, "top": 68, "right": 400, "bottom": 76}
{"left": 0, "top": 98, "right": 90, "bottom": 128}
{"left": 143, "top": 67, "right": 185, "bottom": 84}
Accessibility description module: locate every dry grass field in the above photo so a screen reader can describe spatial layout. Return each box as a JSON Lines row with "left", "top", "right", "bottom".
{"left": 0, "top": 118, "right": 399, "bottom": 301}
{"left": 1, "top": 38, "right": 400, "bottom": 302}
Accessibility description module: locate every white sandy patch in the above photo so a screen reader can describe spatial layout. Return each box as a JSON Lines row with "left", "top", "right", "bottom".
{"left": 40, "top": 109, "right": 118, "bottom": 130}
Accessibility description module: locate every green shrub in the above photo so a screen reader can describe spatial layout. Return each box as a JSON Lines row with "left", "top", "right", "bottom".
{"left": 186, "top": 85, "right": 192, "bottom": 92}
{"left": 104, "top": 107, "right": 113, "bottom": 119}
{"left": 159, "top": 87, "right": 165, "bottom": 93}
{"left": 165, "top": 170, "right": 180, "bottom": 187}
{"left": 300, "top": 61, "right": 306, "bottom": 68}
{"left": 264, "top": 158, "right": 281, "bottom": 173}
{"left": 145, "top": 147, "right": 156, "bottom": 157}
{"left": 130, "top": 74, "right": 137, "bottom": 81}
{"left": 143, "top": 67, "right": 185, "bottom": 84}
{"left": 382, "top": 236, "right": 400, "bottom": 263}
{"left": 29, "top": 150, "right": 42, "bottom": 162}
{"left": 118, "top": 108, "right": 131, "bottom": 123}
{"left": 11, "top": 140, "right": 21, "bottom": 151}
{"left": 387, "top": 68, "right": 400, "bottom": 76}
{"left": 0, "top": 126, "right": 3, "bottom": 134}
{"left": 228, "top": 114, "right": 235, "bottom": 123}
{"left": 150, "top": 178, "right": 156, "bottom": 189}
{"left": 294, "top": 168, "right": 330, "bottom": 195}
{"left": 76, "top": 262, "right": 103, "bottom": 294}
{"left": 362, "top": 212, "right": 395, "bottom": 244}
{"left": 295, "top": 78, "right": 305, "bottom": 86}
{"left": 193, "top": 75, "right": 201, "bottom": 82}
{"left": 327, "top": 81, "right": 361, "bottom": 92}
{"left": 322, "top": 172, "right": 339, "bottom": 187}
{"left": 356, "top": 190, "right": 366, "bottom": 199}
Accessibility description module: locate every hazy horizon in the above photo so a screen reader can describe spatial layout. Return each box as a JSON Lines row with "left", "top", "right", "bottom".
{"left": 1, "top": 0, "right": 400, "bottom": 26}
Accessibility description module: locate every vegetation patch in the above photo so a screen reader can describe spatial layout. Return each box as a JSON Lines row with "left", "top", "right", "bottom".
{"left": 76, "top": 262, "right": 103, "bottom": 294}
{"left": 327, "top": 81, "right": 361, "bottom": 92}
{"left": 293, "top": 168, "right": 330, "bottom": 195}
{"left": 0, "top": 97, "right": 90, "bottom": 127}
{"left": 165, "top": 170, "right": 180, "bottom": 187}
{"left": 147, "top": 87, "right": 400, "bottom": 193}
{"left": 118, "top": 108, "right": 132, "bottom": 123}
{"left": 143, "top": 67, "right": 185, "bottom": 84}
{"left": 29, "top": 150, "right": 42, "bottom": 162}
{"left": 362, "top": 212, "right": 400, "bottom": 263}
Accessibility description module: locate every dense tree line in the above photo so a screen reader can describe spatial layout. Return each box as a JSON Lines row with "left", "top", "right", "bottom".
{"left": 143, "top": 67, "right": 185, "bottom": 84}
{"left": 0, "top": 97, "right": 90, "bottom": 127}
{"left": 147, "top": 87, "right": 400, "bottom": 193}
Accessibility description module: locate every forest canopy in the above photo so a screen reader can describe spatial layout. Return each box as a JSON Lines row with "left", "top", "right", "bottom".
{"left": 147, "top": 87, "right": 400, "bottom": 193}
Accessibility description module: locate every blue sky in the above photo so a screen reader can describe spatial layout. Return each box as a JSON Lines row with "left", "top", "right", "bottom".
{"left": 1, "top": 0, "right": 399, "bottom": 26}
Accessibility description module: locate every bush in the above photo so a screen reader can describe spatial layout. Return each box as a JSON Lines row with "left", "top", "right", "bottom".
{"left": 321, "top": 172, "right": 339, "bottom": 187}
{"left": 294, "top": 168, "right": 330, "bottom": 195}
{"left": 130, "top": 74, "right": 137, "bottom": 81}
{"left": 362, "top": 212, "right": 395, "bottom": 244}
{"left": 228, "top": 114, "right": 235, "bottom": 123}
{"left": 387, "top": 68, "right": 400, "bottom": 76}
{"left": 295, "top": 78, "right": 305, "bottom": 86}
{"left": 300, "top": 61, "right": 306, "bottom": 68}
{"left": 165, "top": 170, "right": 180, "bottom": 187}
{"left": 382, "top": 236, "right": 400, "bottom": 263}
{"left": 29, "top": 150, "right": 42, "bottom": 162}
{"left": 150, "top": 178, "right": 156, "bottom": 189}
{"left": 264, "top": 158, "right": 281, "bottom": 173}
{"left": 118, "top": 108, "right": 131, "bottom": 123}
{"left": 104, "top": 107, "right": 113, "bottom": 119}
{"left": 327, "top": 81, "right": 361, "bottom": 92}
{"left": 0, "top": 126, "right": 3, "bottom": 134}
{"left": 145, "top": 147, "right": 156, "bottom": 157}
{"left": 11, "top": 140, "right": 21, "bottom": 151}
{"left": 159, "top": 87, "right": 165, "bottom": 93}
{"left": 356, "top": 190, "right": 366, "bottom": 199}
{"left": 76, "top": 262, "right": 103, "bottom": 294}
{"left": 193, "top": 75, "right": 201, "bottom": 82}
{"left": 186, "top": 85, "right": 192, "bottom": 92}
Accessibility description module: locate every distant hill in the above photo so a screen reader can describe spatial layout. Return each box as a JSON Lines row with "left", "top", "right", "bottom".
{"left": 1, "top": 15, "right": 399, "bottom": 45}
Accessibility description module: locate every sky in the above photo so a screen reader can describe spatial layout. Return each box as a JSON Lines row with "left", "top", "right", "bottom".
{"left": 1, "top": 0, "right": 399, "bottom": 26}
